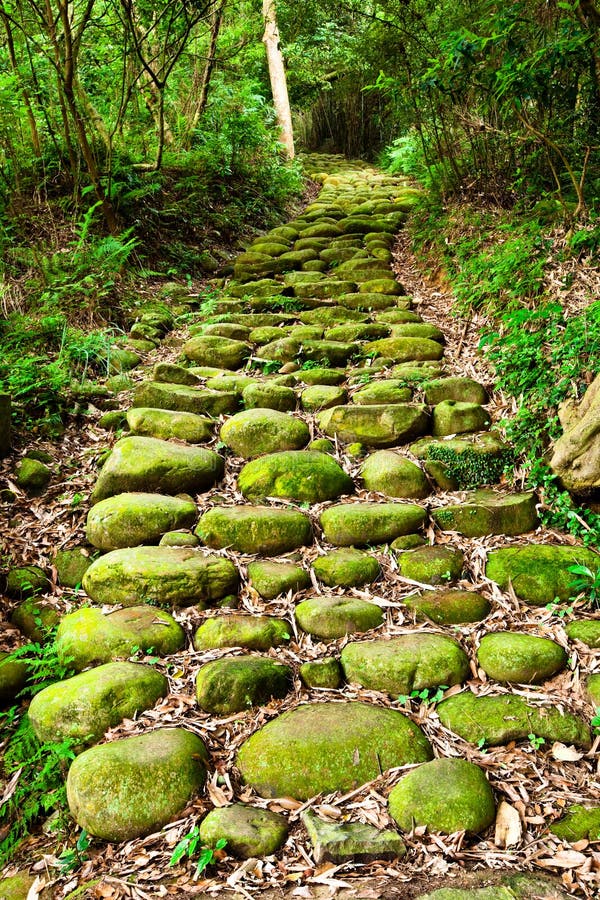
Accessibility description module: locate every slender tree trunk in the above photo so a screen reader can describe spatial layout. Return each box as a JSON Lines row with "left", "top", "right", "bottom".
{"left": 191, "top": 0, "right": 226, "bottom": 134}
{"left": 262, "top": 0, "right": 294, "bottom": 159}
{"left": 0, "top": 8, "right": 42, "bottom": 156}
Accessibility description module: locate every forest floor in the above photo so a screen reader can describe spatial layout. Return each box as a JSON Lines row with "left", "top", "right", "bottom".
{"left": 0, "top": 156, "right": 598, "bottom": 900}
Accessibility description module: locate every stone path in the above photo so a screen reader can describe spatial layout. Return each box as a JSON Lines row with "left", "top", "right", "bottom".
{"left": 2, "top": 155, "right": 600, "bottom": 898}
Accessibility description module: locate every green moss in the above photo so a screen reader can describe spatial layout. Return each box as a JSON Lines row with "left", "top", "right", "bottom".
{"left": 182, "top": 335, "right": 250, "bottom": 370}
{"left": 341, "top": 633, "right": 469, "bottom": 695}
{"left": 301, "top": 385, "right": 347, "bottom": 411}
{"left": 86, "top": 492, "right": 197, "bottom": 551}
{"left": 236, "top": 701, "right": 433, "bottom": 800}
{"left": 6, "top": 565, "right": 50, "bottom": 599}
{"left": 317, "top": 404, "right": 430, "bottom": 448}
{"left": 0, "top": 652, "right": 28, "bottom": 706}
{"left": 295, "top": 595, "right": 383, "bottom": 639}
{"left": 566, "top": 619, "right": 600, "bottom": 647}
{"left": 199, "top": 805, "right": 288, "bottom": 858}
{"left": 363, "top": 337, "right": 444, "bottom": 363}
{"left": 238, "top": 450, "right": 353, "bottom": 504}
{"left": 551, "top": 804, "right": 600, "bottom": 841}
{"left": 424, "top": 439, "right": 514, "bottom": 489}
{"left": 320, "top": 501, "right": 426, "bottom": 547}
{"left": 242, "top": 382, "right": 297, "bottom": 412}
{"left": 220, "top": 409, "right": 309, "bottom": 458}
{"left": 486, "top": 545, "right": 600, "bottom": 605}
{"left": 388, "top": 758, "right": 496, "bottom": 834}
{"left": 196, "top": 657, "right": 292, "bottom": 714}
{"left": 432, "top": 491, "right": 538, "bottom": 537}
{"left": 477, "top": 633, "right": 566, "bottom": 684}
{"left": 313, "top": 549, "right": 380, "bottom": 588}
{"left": 299, "top": 658, "right": 343, "bottom": 689}
{"left": 247, "top": 560, "right": 309, "bottom": 599}
{"left": 405, "top": 590, "right": 490, "bottom": 624}
{"left": 360, "top": 451, "right": 429, "bottom": 499}
{"left": 132, "top": 381, "right": 238, "bottom": 417}
{"left": 194, "top": 614, "right": 291, "bottom": 651}
{"left": 197, "top": 505, "right": 312, "bottom": 555}
{"left": 396, "top": 546, "right": 464, "bottom": 585}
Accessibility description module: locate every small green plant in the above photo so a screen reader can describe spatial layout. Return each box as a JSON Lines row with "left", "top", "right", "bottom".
{"left": 300, "top": 359, "right": 321, "bottom": 370}
{"left": 545, "top": 598, "right": 576, "bottom": 619}
{"left": 476, "top": 737, "right": 487, "bottom": 753}
{"left": 57, "top": 829, "right": 91, "bottom": 873}
{"left": 261, "top": 360, "right": 281, "bottom": 375}
{"left": 591, "top": 709, "right": 600, "bottom": 736}
{"left": 567, "top": 564, "right": 600, "bottom": 609}
{"left": 169, "top": 826, "right": 227, "bottom": 877}
{"left": 7, "top": 634, "right": 73, "bottom": 698}
{"left": 397, "top": 685, "right": 448, "bottom": 705}
{"left": 527, "top": 733, "right": 546, "bottom": 751}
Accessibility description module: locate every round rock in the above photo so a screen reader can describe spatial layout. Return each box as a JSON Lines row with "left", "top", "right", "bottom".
{"left": 361, "top": 451, "right": 429, "bottom": 499}
{"left": 395, "top": 546, "right": 464, "bottom": 585}
{"left": 388, "top": 758, "right": 496, "bottom": 834}
{"left": 405, "top": 590, "right": 491, "bottom": 625}
{"left": 320, "top": 502, "right": 426, "bottom": 547}
{"left": 236, "top": 701, "right": 433, "bottom": 799}
{"left": 199, "top": 804, "right": 288, "bottom": 858}
{"left": 86, "top": 492, "right": 197, "bottom": 550}
{"left": 220, "top": 409, "right": 309, "bottom": 458}
{"left": 477, "top": 633, "right": 567, "bottom": 684}
{"left": 193, "top": 615, "right": 290, "bottom": 651}
{"left": 295, "top": 596, "right": 383, "bottom": 640}
{"left": 67, "top": 728, "right": 208, "bottom": 841}
{"left": 247, "top": 560, "right": 310, "bottom": 599}
{"left": 238, "top": 451, "right": 353, "bottom": 504}
{"left": 197, "top": 506, "right": 312, "bottom": 555}
{"left": 196, "top": 657, "right": 292, "bottom": 715}
{"left": 313, "top": 549, "right": 380, "bottom": 588}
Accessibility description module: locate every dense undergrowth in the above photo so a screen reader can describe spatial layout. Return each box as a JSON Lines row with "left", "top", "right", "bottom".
{"left": 407, "top": 196, "right": 600, "bottom": 546}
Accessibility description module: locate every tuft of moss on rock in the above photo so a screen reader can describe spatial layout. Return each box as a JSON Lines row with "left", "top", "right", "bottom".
{"left": 15, "top": 458, "right": 52, "bottom": 493}
{"left": 550, "top": 804, "right": 600, "bottom": 842}
{"left": 388, "top": 758, "right": 496, "bottom": 834}
{"left": 486, "top": 545, "right": 600, "bottom": 605}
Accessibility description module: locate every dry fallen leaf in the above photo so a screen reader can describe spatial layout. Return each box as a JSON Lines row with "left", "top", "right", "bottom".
{"left": 551, "top": 742, "right": 584, "bottom": 762}
{"left": 494, "top": 800, "right": 523, "bottom": 849}
{"left": 539, "top": 850, "right": 588, "bottom": 868}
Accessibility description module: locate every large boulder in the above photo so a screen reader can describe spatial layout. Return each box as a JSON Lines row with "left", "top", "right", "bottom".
{"left": 485, "top": 544, "right": 600, "bottom": 605}
{"left": 90, "top": 437, "right": 223, "bottom": 503}
{"left": 317, "top": 404, "right": 429, "bottom": 448}
{"left": 83, "top": 547, "right": 238, "bottom": 608}
{"left": 67, "top": 728, "right": 208, "bottom": 841}
{"left": 55, "top": 606, "right": 185, "bottom": 671}
{"left": 86, "top": 492, "right": 197, "bottom": 550}
{"left": 550, "top": 374, "right": 600, "bottom": 495}
{"left": 182, "top": 335, "right": 250, "bottom": 369}
{"left": 133, "top": 381, "right": 238, "bottom": 417}
{"left": 197, "top": 506, "right": 312, "bottom": 555}
{"left": 320, "top": 502, "right": 426, "bottom": 546}
{"left": 28, "top": 662, "right": 167, "bottom": 746}
{"left": 432, "top": 491, "right": 538, "bottom": 537}
{"left": 341, "top": 634, "right": 469, "bottom": 695}
{"left": 238, "top": 451, "right": 353, "bottom": 504}
{"left": 220, "top": 409, "right": 309, "bottom": 458}
{"left": 237, "top": 701, "right": 433, "bottom": 799}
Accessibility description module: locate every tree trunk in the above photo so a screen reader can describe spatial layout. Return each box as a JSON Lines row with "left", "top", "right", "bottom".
{"left": 262, "top": 0, "right": 294, "bottom": 159}
{"left": 185, "top": 0, "right": 226, "bottom": 141}
{"left": 0, "top": 7, "right": 42, "bottom": 157}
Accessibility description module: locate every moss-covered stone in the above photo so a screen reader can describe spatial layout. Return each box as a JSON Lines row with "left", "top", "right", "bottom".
{"left": 302, "top": 809, "right": 405, "bottom": 863}
{"left": 295, "top": 595, "right": 383, "bottom": 639}
{"left": 313, "top": 548, "right": 380, "bottom": 588}
{"left": 28, "top": 661, "right": 167, "bottom": 746}
{"left": 363, "top": 337, "right": 444, "bottom": 363}
{"left": 566, "top": 619, "right": 600, "bottom": 647}
{"left": 477, "top": 632, "right": 567, "bottom": 684}
{"left": 159, "top": 530, "right": 200, "bottom": 547}
{"left": 389, "top": 323, "right": 444, "bottom": 343}
{"left": 293, "top": 280, "right": 358, "bottom": 299}
{"left": 300, "top": 658, "right": 343, "bottom": 689}
{"left": 324, "top": 323, "right": 389, "bottom": 342}
{"left": 91, "top": 437, "right": 223, "bottom": 503}
{"left": 67, "top": 728, "right": 208, "bottom": 841}
{"left": 182, "top": 335, "right": 250, "bottom": 369}
{"left": 126, "top": 408, "right": 213, "bottom": 443}
{"left": 388, "top": 758, "right": 495, "bottom": 834}
{"left": 194, "top": 615, "right": 290, "bottom": 651}
{"left": 587, "top": 673, "right": 600, "bottom": 705}
{"left": 551, "top": 804, "right": 600, "bottom": 842}
{"left": 99, "top": 409, "right": 129, "bottom": 431}
{"left": 395, "top": 545, "right": 464, "bottom": 585}
{"left": 132, "top": 381, "right": 238, "bottom": 417}
{"left": 83, "top": 546, "right": 238, "bottom": 608}
{"left": 205, "top": 374, "right": 258, "bottom": 395}
{"left": 301, "top": 385, "right": 348, "bottom": 411}
{"left": 341, "top": 634, "right": 469, "bottom": 695}
{"left": 424, "top": 377, "right": 488, "bottom": 406}
{"left": 352, "top": 381, "right": 412, "bottom": 405}
{"left": 196, "top": 656, "right": 292, "bottom": 714}
{"left": 377, "top": 309, "right": 422, "bottom": 324}
{"left": 15, "top": 457, "right": 51, "bottom": 493}
{"left": 199, "top": 804, "right": 288, "bottom": 858}
{"left": 247, "top": 560, "right": 310, "bottom": 599}
{"left": 360, "top": 451, "right": 429, "bottom": 499}
{"left": 320, "top": 502, "right": 426, "bottom": 546}
{"left": 56, "top": 606, "right": 185, "bottom": 670}
{"left": 318, "top": 404, "right": 429, "bottom": 447}
{"left": 308, "top": 438, "right": 336, "bottom": 454}
{"left": 486, "top": 545, "right": 600, "bottom": 605}
{"left": 297, "top": 367, "right": 347, "bottom": 386}
{"left": 0, "top": 873, "right": 42, "bottom": 900}
{"left": 242, "top": 382, "right": 296, "bottom": 412}
{"left": 412, "top": 432, "right": 514, "bottom": 489}
{"left": 391, "top": 534, "right": 427, "bottom": 551}
{"left": 433, "top": 491, "right": 538, "bottom": 537}
{"left": 405, "top": 590, "right": 491, "bottom": 625}
{"left": 152, "top": 362, "right": 200, "bottom": 386}
{"left": 237, "top": 701, "right": 433, "bottom": 799}
{"left": 238, "top": 450, "right": 353, "bottom": 504}
{"left": 0, "top": 651, "right": 28, "bottom": 706}
{"left": 220, "top": 409, "right": 309, "bottom": 459}
{"left": 359, "top": 278, "right": 404, "bottom": 296}
{"left": 197, "top": 506, "right": 312, "bottom": 555}
{"left": 6, "top": 565, "right": 50, "bottom": 599}
{"left": 437, "top": 691, "right": 591, "bottom": 748}
{"left": 432, "top": 401, "right": 490, "bottom": 437}
{"left": 10, "top": 599, "right": 60, "bottom": 642}
{"left": 300, "top": 306, "right": 368, "bottom": 327}
{"left": 340, "top": 292, "right": 402, "bottom": 311}
{"left": 86, "top": 492, "right": 197, "bottom": 550}
{"left": 53, "top": 548, "right": 93, "bottom": 588}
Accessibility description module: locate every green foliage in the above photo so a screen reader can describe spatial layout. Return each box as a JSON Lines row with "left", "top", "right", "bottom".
{"left": 567, "top": 564, "right": 600, "bottom": 610}
{"left": 169, "top": 826, "right": 227, "bottom": 877}
{"left": 57, "top": 829, "right": 91, "bottom": 873}
{"left": 592, "top": 709, "right": 600, "bottom": 737}
{"left": 0, "top": 712, "right": 76, "bottom": 865}
{"left": 527, "top": 733, "right": 546, "bottom": 751}
{"left": 426, "top": 444, "right": 514, "bottom": 489}
{"left": 397, "top": 686, "right": 448, "bottom": 706}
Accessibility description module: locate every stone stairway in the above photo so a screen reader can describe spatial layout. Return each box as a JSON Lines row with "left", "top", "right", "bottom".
{"left": 3, "top": 155, "right": 600, "bottom": 899}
